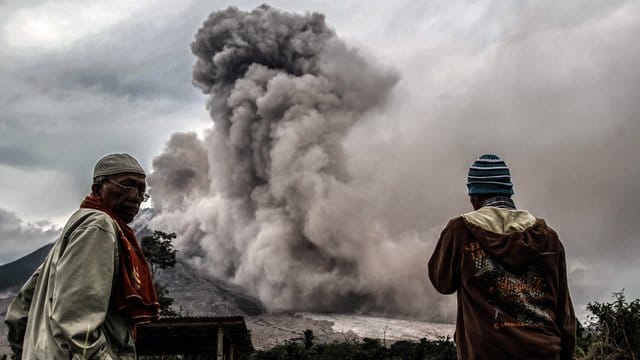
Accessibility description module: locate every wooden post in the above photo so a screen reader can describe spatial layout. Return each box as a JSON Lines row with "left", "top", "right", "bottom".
{"left": 217, "top": 326, "right": 224, "bottom": 360}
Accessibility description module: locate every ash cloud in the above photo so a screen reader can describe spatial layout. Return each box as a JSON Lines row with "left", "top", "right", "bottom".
{"left": 149, "top": 2, "right": 640, "bottom": 320}
{"left": 147, "top": 132, "right": 210, "bottom": 212}
{"left": 344, "top": 1, "right": 640, "bottom": 314}
{"left": 147, "top": 5, "right": 433, "bottom": 316}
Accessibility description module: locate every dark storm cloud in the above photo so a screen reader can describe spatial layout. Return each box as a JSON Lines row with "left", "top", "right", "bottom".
{"left": 0, "top": 208, "right": 59, "bottom": 264}
{"left": 0, "top": 145, "right": 42, "bottom": 167}
{"left": 1, "top": 14, "right": 197, "bottom": 102}
{"left": 0, "top": 1, "right": 215, "bottom": 207}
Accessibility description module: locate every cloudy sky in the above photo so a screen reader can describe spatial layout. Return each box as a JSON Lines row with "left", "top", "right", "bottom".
{"left": 1, "top": 0, "right": 639, "bottom": 319}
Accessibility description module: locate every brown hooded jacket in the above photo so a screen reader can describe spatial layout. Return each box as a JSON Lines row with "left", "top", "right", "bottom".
{"left": 429, "top": 206, "right": 576, "bottom": 359}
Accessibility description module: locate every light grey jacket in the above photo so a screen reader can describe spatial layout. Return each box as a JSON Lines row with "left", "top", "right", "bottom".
{"left": 5, "top": 209, "right": 136, "bottom": 359}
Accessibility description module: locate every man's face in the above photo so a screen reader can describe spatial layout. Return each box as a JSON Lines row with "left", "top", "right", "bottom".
{"left": 96, "top": 172, "right": 146, "bottom": 223}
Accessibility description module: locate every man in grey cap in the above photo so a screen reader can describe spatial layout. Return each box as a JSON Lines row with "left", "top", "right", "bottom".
{"left": 428, "top": 154, "right": 576, "bottom": 359}
{"left": 5, "top": 153, "right": 159, "bottom": 359}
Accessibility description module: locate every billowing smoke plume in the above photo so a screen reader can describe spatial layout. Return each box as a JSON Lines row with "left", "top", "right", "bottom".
{"left": 147, "top": 5, "right": 442, "bottom": 316}
{"left": 148, "top": 3, "right": 640, "bottom": 320}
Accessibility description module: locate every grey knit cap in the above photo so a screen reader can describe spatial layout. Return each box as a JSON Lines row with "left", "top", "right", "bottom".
{"left": 93, "top": 153, "right": 145, "bottom": 178}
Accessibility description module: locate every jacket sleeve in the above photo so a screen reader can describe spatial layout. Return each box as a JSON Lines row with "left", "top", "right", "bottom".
{"left": 556, "top": 242, "right": 576, "bottom": 360}
{"left": 50, "top": 221, "right": 118, "bottom": 359}
{"left": 5, "top": 263, "right": 43, "bottom": 357}
{"left": 428, "top": 218, "right": 463, "bottom": 294}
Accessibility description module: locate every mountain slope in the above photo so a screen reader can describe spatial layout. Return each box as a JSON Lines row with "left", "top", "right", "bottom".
{"left": 153, "top": 260, "right": 266, "bottom": 316}
{"left": 0, "top": 243, "right": 53, "bottom": 290}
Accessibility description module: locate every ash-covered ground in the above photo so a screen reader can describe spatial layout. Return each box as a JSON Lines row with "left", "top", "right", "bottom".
{"left": 247, "top": 312, "right": 454, "bottom": 350}
{"left": 246, "top": 313, "right": 359, "bottom": 350}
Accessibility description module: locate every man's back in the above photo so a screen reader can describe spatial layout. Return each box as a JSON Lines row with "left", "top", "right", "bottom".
{"left": 429, "top": 206, "right": 576, "bottom": 359}
{"left": 6, "top": 209, "right": 136, "bottom": 359}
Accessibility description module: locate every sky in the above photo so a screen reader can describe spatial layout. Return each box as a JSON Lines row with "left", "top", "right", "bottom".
{"left": 1, "top": 0, "right": 639, "bottom": 320}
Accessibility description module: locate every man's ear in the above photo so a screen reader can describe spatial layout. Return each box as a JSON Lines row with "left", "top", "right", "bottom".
{"left": 91, "top": 183, "right": 102, "bottom": 197}
{"left": 469, "top": 195, "right": 482, "bottom": 210}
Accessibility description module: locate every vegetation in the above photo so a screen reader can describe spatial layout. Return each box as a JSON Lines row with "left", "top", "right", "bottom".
{"left": 141, "top": 230, "right": 179, "bottom": 317}
{"left": 141, "top": 230, "right": 178, "bottom": 274}
{"left": 577, "top": 290, "right": 640, "bottom": 359}
{"left": 139, "top": 356, "right": 215, "bottom": 359}
{"left": 249, "top": 335, "right": 456, "bottom": 360}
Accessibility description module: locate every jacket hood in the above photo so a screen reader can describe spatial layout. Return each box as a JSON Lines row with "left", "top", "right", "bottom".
{"left": 461, "top": 207, "right": 555, "bottom": 269}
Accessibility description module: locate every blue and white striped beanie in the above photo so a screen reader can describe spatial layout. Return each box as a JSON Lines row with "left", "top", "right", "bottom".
{"left": 467, "top": 154, "right": 514, "bottom": 196}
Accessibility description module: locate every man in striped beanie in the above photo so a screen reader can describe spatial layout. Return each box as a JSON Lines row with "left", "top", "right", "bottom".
{"left": 428, "top": 154, "right": 576, "bottom": 359}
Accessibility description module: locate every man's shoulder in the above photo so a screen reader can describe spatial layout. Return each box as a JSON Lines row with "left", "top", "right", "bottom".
{"left": 443, "top": 215, "right": 468, "bottom": 231}
{"left": 64, "top": 208, "right": 119, "bottom": 235}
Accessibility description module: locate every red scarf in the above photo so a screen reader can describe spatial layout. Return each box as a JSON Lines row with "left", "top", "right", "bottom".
{"left": 80, "top": 195, "right": 159, "bottom": 327}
